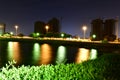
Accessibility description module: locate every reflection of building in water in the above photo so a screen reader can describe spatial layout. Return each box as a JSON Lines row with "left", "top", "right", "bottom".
{"left": 0, "top": 23, "right": 6, "bottom": 35}
{"left": 40, "top": 44, "right": 53, "bottom": 64}
{"left": 75, "top": 48, "right": 98, "bottom": 63}
{"left": 76, "top": 48, "right": 90, "bottom": 63}
{"left": 7, "top": 42, "right": 21, "bottom": 64}
{"left": 56, "top": 46, "right": 67, "bottom": 64}
{"left": 89, "top": 49, "right": 97, "bottom": 60}
{"left": 32, "top": 43, "right": 40, "bottom": 64}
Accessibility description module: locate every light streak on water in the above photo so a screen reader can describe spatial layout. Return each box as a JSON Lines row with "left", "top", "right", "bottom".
{"left": 32, "top": 43, "right": 40, "bottom": 64}
{"left": 40, "top": 44, "right": 52, "bottom": 64}
{"left": 56, "top": 45, "right": 67, "bottom": 64}
{"left": 89, "top": 49, "right": 97, "bottom": 60}
{"left": 75, "top": 48, "right": 90, "bottom": 63}
{"left": 7, "top": 42, "right": 21, "bottom": 63}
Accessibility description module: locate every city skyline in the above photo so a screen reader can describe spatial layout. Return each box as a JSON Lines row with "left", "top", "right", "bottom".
{"left": 91, "top": 18, "right": 116, "bottom": 41}
{"left": 0, "top": 0, "right": 120, "bottom": 37}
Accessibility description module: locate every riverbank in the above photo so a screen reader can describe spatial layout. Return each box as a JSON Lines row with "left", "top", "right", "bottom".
{"left": 0, "top": 37, "right": 120, "bottom": 53}
{"left": 0, "top": 54, "right": 120, "bottom": 80}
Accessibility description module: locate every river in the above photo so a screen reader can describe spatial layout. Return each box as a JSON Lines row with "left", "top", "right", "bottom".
{"left": 0, "top": 40, "right": 104, "bottom": 67}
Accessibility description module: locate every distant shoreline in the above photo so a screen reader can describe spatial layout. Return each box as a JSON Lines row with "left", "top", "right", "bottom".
{"left": 0, "top": 37, "right": 120, "bottom": 53}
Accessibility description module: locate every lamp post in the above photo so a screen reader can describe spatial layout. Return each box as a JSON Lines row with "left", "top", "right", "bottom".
{"left": 15, "top": 25, "right": 18, "bottom": 36}
{"left": 82, "top": 25, "right": 87, "bottom": 39}
{"left": 45, "top": 25, "right": 49, "bottom": 33}
{"left": 61, "top": 33, "right": 64, "bottom": 38}
{"left": 116, "top": 16, "right": 119, "bottom": 41}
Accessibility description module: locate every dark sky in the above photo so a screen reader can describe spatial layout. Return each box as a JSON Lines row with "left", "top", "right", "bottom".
{"left": 0, "top": 0, "right": 120, "bottom": 37}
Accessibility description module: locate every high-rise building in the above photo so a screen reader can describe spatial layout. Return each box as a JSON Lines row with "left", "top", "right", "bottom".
{"left": 104, "top": 19, "right": 116, "bottom": 36}
{"left": 47, "top": 18, "right": 60, "bottom": 33}
{"left": 103, "top": 19, "right": 116, "bottom": 41}
{"left": 91, "top": 18, "right": 116, "bottom": 41}
{"left": 91, "top": 18, "right": 104, "bottom": 40}
{"left": 34, "top": 18, "right": 60, "bottom": 34}
{"left": 34, "top": 21, "right": 46, "bottom": 34}
{"left": 0, "top": 23, "right": 6, "bottom": 35}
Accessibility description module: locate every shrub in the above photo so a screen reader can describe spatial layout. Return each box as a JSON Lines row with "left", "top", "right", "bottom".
{"left": 0, "top": 54, "right": 120, "bottom": 80}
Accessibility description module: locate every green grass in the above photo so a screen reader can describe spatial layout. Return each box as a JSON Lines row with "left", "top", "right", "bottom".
{"left": 0, "top": 54, "right": 120, "bottom": 80}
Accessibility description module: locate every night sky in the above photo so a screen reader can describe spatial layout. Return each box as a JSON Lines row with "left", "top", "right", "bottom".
{"left": 0, "top": 0, "right": 120, "bottom": 37}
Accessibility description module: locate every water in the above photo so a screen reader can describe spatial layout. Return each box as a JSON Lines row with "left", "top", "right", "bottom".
{"left": 0, "top": 41, "right": 98, "bottom": 67}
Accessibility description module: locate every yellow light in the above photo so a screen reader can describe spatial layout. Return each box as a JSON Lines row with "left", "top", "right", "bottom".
{"left": 7, "top": 42, "right": 21, "bottom": 63}
{"left": 75, "top": 48, "right": 90, "bottom": 63}
{"left": 45, "top": 25, "right": 49, "bottom": 29}
{"left": 15, "top": 25, "right": 19, "bottom": 36}
{"left": 82, "top": 25, "right": 87, "bottom": 39}
{"left": 45, "top": 25, "right": 49, "bottom": 33}
{"left": 15, "top": 25, "right": 18, "bottom": 29}
{"left": 0, "top": 25, "right": 3, "bottom": 28}
{"left": 82, "top": 25, "right": 87, "bottom": 31}
{"left": 40, "top": 44, "right": 52, "bottom": 64}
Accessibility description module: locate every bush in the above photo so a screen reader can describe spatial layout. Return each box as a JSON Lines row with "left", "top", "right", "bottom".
{"left": 0, "top": 54, "right": 120, "bottom": 80}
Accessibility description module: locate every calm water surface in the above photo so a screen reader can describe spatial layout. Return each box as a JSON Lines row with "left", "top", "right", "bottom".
{"left": 0, "top": 41, "right": 98, "bottom": 67}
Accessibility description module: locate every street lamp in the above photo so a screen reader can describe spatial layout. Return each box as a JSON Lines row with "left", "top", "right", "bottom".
{"left": 116, "top": 16, "right": 119, "bottom": 41}
{"left": 10, "top": 32, "right": 13, "bottom": 35}
{"left": 61, "top": 33, "right": 64, "bottom": 38}
{"left": 92, "top": 34, "right": 96, "bottom": 39}
{"left": 15, "top": 25, "right": 18, "bottom": 36}
{"left": 82, "top": 25, "right": 87, "bottom": 39}
{"left": 45, "top": 25, "right": 49, "bottom": 33}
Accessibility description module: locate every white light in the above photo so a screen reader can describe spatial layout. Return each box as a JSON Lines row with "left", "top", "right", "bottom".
{"left": 82, "top": 25, "right": 87, "bottom": 39}
{"left": 90, "top": 49, "right": 97, "bottom": 60}
{"left": 56, "top": 46, "right": 67, "bottom": 63}
{"left": 45, "top": 25, "right": 49, "bottom": 33}
{"left": 82, "top": 26, "right": 87, "bottom": 31}
{"left": 15, "top": 25, "right": 19, "bottom": 36}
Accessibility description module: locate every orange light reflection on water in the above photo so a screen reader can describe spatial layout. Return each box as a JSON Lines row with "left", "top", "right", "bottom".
{"left": 40, "top": 44, "right": 52, "bottom": 65}
{"left": 75, "top": 48, "right": 90, "bottom": 63}
{"left": 7, "top": 42, "right": 21, "bottom": 63}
